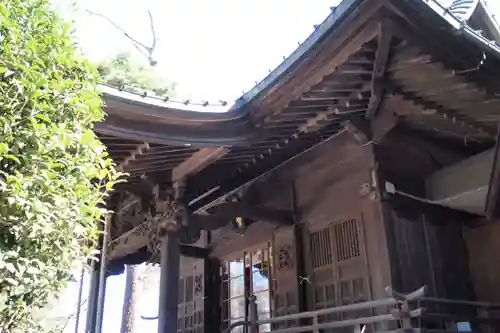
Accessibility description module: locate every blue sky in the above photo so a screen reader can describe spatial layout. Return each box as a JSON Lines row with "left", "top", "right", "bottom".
{"left": 47, "top": 0, "right": 500, "bottom": 332}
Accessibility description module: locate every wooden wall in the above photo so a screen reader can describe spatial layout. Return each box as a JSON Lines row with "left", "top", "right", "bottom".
{"left": 291, "top": 132, "right": 391, "bottom": 303}
{"left": 377, "top": 129, "right": 474, "bottom": 300}
{"left": 383, "top": 204, "right": 473, "bottom": 299}
{"left": 206, "top": 127, "right": 480, "bottom": 331}
{"left": 209, "top": 131, "right": 393, "bottom": 321}
{"left": 463, "top": 222, "right": 500, "bottom": 303}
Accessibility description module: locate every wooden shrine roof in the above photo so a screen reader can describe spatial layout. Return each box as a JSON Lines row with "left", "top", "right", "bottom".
{"left": 95, "top": 0, "right": 500, "bottom": 261}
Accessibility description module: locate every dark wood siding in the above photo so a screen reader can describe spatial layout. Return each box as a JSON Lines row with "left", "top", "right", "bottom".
{"left": 378, "top": 129, "right": 474, "bottom": 300}
{"left": 292, "top": 132, "right": 391, "bottom": 302}
{"left": 384, "top": 205, "right": 473, "bottom": 300}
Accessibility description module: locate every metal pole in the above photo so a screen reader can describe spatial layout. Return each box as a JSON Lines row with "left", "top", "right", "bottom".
{"left": 120, "top": 265, "right": 136, "bottom": 333}
{"left": 74, "top": 266, "right": 85, "bottom": 333}
{"left": 85, "top": 260, "right": 100, "bottom": 333}
{"left": 85, "top": 212, "right": 107, "bottom": 333}
{"left": 248, "top": 295, "right": 259, "bottom": 333}
{"left": 157, "top": 232, "right": 181, "bottom": 333}
{"left": 94, "top": 215, "right": 111, "bottom": 333}
{"left": 94, "top": 277, "right": 107, "bottom": 333}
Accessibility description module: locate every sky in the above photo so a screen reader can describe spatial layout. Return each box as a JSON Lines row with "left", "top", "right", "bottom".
{"left": 49, "top": 0, "right": 500, "bottom": 102}
{"left": 53, "top": 0, "right": 338, "bottom": 101}
{"left": 46, "top": 0, "right": 500, "bottom": 333}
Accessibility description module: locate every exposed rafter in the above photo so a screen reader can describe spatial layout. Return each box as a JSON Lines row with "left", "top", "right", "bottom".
{"left": 261, "top": 18, "right": 381, "bottom": 121}
{"left": 386, "top": 81, "right": 497, "bottom": 137}
{"left": 297, "top": 81, "right": 371, "bottom": 134}
{"left": 117, "top": 142, "right": 150, "bottom": 172}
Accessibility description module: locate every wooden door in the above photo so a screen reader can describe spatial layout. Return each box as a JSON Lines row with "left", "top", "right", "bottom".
{"left": 305, "top": 215, "right": 371, "bottom": 327}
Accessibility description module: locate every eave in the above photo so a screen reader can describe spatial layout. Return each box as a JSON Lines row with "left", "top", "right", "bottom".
{"left": 96, "top": 85, "right": 262, "bottom": 147}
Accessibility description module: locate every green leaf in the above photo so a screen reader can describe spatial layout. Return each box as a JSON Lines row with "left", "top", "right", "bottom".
{"left": 3, "top": 154, "right": 20, "bottom": 164}
{"left": 5, "top": 278, "right": 18, "bottom": 286}
{"left": 3, "top": 70, "right": 15, "bottom": 78}
{"left": 26, "top": 267, "right": 39, "bottom": 275}
{"left": 0, "top": 143, "right": 8, "bottom": 154}
{"left": 5, "top": 263, "right": 16, "bottom": 273}
{"left": 34, "top": 114, "right": 51, "bottom": 123}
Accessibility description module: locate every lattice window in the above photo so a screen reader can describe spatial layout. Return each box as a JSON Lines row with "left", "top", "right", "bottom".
{"left": 178, "top": 260, "right": 205, "bottom": 333}
{"left": 220, "top": 258, "right": 245, "bottom": 332}
{"left": 333, "top": 219, "right": 360, "bottom": 262}
{"left": 309, "top": 218, "right": 369, "bottom": 321}
{"left": 310, "top": 228, "right": 333, "bottom": 268}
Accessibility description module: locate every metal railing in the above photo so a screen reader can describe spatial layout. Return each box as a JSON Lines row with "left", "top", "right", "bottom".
{"left": 222, "top": 285, "right": 500, "bottom": 333}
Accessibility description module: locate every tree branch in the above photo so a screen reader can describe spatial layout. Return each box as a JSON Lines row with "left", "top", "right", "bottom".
{"left": 85, "top": 9, "right": 158, "bottom": 66}
{"left": 147, "top": 11, "right": 156, "bottom": 55}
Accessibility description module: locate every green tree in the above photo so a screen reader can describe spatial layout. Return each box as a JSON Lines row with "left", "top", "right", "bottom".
{"left": 0, "top": 0, "right": 119, "bottom": 331}
{"left": 97, "top": 53, "right": 177, "bottom": 98}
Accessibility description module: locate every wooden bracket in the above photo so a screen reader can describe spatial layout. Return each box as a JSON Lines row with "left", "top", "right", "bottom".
{"left": 371, "top": 94, "right": 399, "bottom": 142}
{"left": 366, "top": 16, "right": 396, "bottom": 142}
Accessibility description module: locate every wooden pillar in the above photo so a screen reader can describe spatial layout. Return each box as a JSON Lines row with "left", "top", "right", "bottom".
{"left": 157, "top": 233, "right": 181, "bottom": 333}
{"left": 205, "top": 257, "right": 221, "bottom": 332}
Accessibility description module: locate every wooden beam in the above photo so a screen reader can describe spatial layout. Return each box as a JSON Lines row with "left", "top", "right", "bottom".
{"left": 209, "top": 202, "right": 294, "bottom": 226}
{"left": 107, "top": 201, "right": 294, "bottom": 259}
{"left": 180, "top": 245, "right": 210, "bottom": 259}
{"left": 108, "top": 222, "right": 149, "bottom": 259}
{"left": 171, "top": 147, "right": 229, "bottom": 182}
{"left": 371, "top": 95, "right": 399, "bottom": 142}
{"left": 485, "top": 123, "right": 500, "bottom": 219}
{"left": 366, "top": 17, "right": 394, "bottom": 120}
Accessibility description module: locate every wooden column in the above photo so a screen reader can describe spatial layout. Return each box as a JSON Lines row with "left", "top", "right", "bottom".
{"left": 157, "top": 233, "right": 181, "bottom": 333}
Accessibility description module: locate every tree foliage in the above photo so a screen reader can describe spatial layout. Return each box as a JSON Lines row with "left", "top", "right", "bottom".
{"left": 0, "top": 0, "right": 119, "bottom": 331}
{"left": 97, "top": 53, "right": 177, "bottom": 97}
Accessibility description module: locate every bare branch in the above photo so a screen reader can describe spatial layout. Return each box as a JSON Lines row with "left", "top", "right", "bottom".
{"left": 85, "top": 9, "right": 158, "bottom": 66}
{"left": 147, "top": 10, "right": 156, "bottom": 53}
